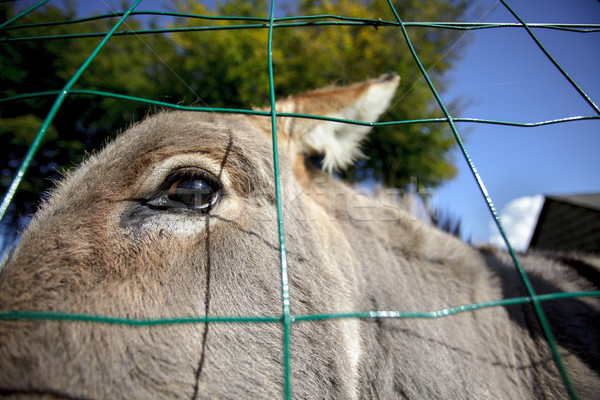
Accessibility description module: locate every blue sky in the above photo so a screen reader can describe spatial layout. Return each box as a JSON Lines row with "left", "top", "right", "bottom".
{"left": 10, "top": 0, "right": 600, "bottom": 250}
{"left": 438, "top": 0, "right": 599, "bottom": 248}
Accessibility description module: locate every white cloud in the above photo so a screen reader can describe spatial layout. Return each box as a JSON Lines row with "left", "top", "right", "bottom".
{"left": 488, "top": 195, "right": 544, "bottom": 252}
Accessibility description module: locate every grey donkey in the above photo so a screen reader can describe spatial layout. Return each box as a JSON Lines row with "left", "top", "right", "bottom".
{"left": 0, "top": 74, "right": 599, "bottom": 399}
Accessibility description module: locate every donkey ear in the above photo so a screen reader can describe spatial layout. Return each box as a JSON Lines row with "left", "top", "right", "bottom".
{"left": 275, "top": 73, "right": 400, "bottom": 172}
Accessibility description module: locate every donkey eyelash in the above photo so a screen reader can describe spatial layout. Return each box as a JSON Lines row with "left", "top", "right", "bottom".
{"left": 145, "top": 168, "right": 222, "bottom": 213}
{"left": 158, "top": 168, "right": 221, "bottom": 194}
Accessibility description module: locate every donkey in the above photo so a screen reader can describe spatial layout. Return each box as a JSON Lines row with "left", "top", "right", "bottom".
{"left": 0, "top": 74, "right": 598, "bottom": 399}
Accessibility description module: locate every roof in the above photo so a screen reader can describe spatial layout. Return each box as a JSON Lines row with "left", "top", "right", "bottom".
{"left": 528, "top": 193, "right": 600, "bottom": 254}
{"left": 546, "top": 193, "right": 600, "bottom": 212}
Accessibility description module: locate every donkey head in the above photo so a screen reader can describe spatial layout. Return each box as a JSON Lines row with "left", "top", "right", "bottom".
{"left": 0, "top": 75, "right": 400, "bottom": 398}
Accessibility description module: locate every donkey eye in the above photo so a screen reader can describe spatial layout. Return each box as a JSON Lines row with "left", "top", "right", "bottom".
{"left": 167, "top": 179, "right": 217, "bottom": 210}
{"left": 146, "top": 171, "right": 221, "bottom": 213}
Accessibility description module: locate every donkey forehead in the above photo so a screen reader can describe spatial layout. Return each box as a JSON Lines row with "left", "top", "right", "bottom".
{"left": 92, "top": 111, "right": 279, "bottom": 195}
{"left": 122, "top": 111, "right": 272, "bottom": 166}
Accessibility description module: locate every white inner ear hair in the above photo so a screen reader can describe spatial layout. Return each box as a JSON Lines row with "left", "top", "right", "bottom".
{"left": 306, "top": 79, "right": 398, "bottom": 173}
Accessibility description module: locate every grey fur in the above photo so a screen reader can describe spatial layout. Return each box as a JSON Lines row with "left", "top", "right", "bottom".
{"left": 0, "top": 77, "right": 598, "bottom": 399}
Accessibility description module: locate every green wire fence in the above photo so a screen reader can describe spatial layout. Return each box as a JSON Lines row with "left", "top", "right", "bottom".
{"left": 1, "top": 1, "right": 599, "bottom": 399}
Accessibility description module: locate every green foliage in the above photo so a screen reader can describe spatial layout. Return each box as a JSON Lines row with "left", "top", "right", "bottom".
{"left": 0, "top": 0, "right": 468, "bottom": 229}
{"left": 0, "top": 2, "right": 177, "bottom": 225}
{"left": 169, "top": 0, "right": 467, "bottom": 188}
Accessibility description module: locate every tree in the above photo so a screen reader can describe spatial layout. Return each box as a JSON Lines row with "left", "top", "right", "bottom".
{"left": 0, "top": 2, "right": 177, "bottom": 233}
{"left": 1, "top": 0, "right": 469, "bottom": 239}
{"left": 169, "top": 0, "right": 467, "bottom": 188}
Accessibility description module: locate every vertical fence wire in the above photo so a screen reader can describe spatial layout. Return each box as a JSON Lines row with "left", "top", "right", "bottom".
{"left": 0, "top": 0, "right": 49, "bottom": 29}
{"left": 499, "top": 0, "right": 599, "bottom": 115}
{"left": 266, "top": 0, "right": 293, "bottom": 397}
{"left": 0, "top": 0, "right": 144, "bottom": 221}
{"left": 386, "top": 1, "right": 580, "bottom": 398}
{"left": 1, "top": 1, "right": 599, "bottom": 400}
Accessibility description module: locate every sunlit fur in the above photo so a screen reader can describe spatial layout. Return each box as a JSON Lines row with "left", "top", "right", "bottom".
{"left": 0, "top": 75, "right": 598, "bottom": 399}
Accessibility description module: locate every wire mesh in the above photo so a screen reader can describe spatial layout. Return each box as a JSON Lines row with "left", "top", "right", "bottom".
{"left": 1, "top": 1, "right": 599, "bottom": 399}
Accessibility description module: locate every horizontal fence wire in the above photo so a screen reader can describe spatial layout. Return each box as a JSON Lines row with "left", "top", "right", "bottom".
{"left": 2, "top": 89, "right": 599, "bottom": 127}
{"left": 0, "top": 0, "right": 145, "bottom": 220}
{"left": 2, "top": 20, "right": 599, "bottom": 43}
{"left": 2, "top": 290, "right": 600, "bottom": 325}
{"left": 1, "top": 1, "right": 599, "bottom": 399}
{"left": 1, "top": 9, "right": 599, "bottom": 36}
